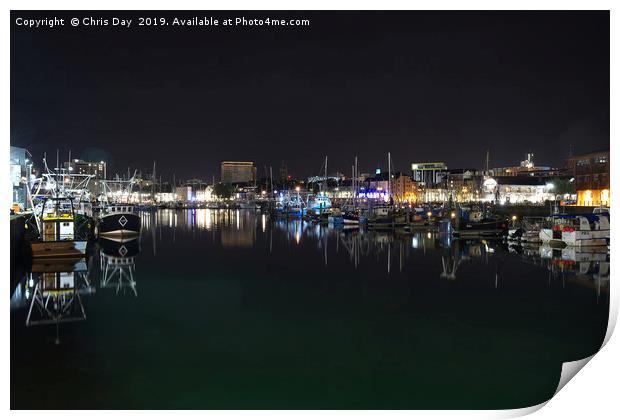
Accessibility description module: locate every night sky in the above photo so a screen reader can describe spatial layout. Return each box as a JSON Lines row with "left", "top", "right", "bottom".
{"left": 11, "top": 11, "right": 609, "bottom": 180}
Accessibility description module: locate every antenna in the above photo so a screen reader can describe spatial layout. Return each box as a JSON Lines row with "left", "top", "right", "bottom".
{"left": 485, "top": 149, "right": 490, "bottom": 173}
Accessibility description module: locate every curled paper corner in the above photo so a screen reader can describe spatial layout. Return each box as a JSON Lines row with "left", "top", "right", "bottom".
{"left": 494, "top": 401, "right": 548, "bottom": 418}
{"left": 601, "top": 288, "right": 618, "bottom": 348}
{"left": 554, "top": 355, "right": 595, "bottom": 396}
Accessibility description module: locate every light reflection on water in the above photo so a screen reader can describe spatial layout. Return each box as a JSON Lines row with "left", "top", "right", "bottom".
{"left": 10, "top": 209, "right": 611, "bottom": 409}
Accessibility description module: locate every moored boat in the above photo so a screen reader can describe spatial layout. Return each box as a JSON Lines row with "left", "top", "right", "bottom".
{"left": 98, "top": 204, "right": 141, "bottom": 238}
{"left": 31, "top": 196, "right": 87, "bottom": 259}
{"left": 539, "top": 213, "right": 609, "bottom": 247}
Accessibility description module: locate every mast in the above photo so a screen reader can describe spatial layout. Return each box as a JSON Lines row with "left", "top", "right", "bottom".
{"left": 151, "top": 161, "right": 156, "bottom": 203}
{"left": 485, "top": 149, "right": 490, "bottom": 174}
{"left": 354, "top": 156, "right": 358, "bottom": 208}
{"left": 269, "top": 166, "right": 273, "bottom": 194}
{"left": 388, "top": 152, "right": 392, "bottom": 198}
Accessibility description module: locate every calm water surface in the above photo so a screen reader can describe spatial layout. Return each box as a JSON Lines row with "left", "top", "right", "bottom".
{"left": 10, "top": 209, "right": 609, "bottom": 409}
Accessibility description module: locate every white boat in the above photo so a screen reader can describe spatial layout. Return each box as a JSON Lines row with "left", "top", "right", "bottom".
{"left": 539, "top": 213, "right": 609, "bottom": 247}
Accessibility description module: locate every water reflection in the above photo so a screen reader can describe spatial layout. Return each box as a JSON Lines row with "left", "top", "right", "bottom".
{"left": 100, "top": 238, "right": 140, "bottom": 296}
{"left": 12, "top": 209, "right": 610, "bottom": 339}
{"left": 20, "top": 258, "right": 92, "bottom": 344}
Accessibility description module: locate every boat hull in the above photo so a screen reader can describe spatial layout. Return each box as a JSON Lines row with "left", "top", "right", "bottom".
{"left": 31, "top": 241, "right": 87, "bottom": 259}
{"left": 98, "top": 213, "right": 141, "bottom": 237}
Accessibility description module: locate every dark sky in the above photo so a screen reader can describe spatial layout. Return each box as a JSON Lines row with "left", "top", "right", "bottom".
{"left": 11, "top": 11, "right": 609, "bottom": 180}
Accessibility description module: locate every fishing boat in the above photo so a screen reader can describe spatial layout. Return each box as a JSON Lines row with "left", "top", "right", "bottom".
{"left": 30, "top": 195, "right": 88, "bottom": 259}
{"left": 539, "top": 213, "right": 609, "bottom": 247}
{"left": 307, "top": 194, "right": 332, "bottom": 213}
{"left": 96, "top": 179, "right": 141, "bottom": 238}
{"left": 507, "top": 217, "right": 544, "bottom": 244}
{"left": 451, "top": 204, "right": 509, "bottom": 238}
{"left": 98, "top": 204, "right": 141, "bottom": 237}
{"left": 327, "top": 208, "right": 344, "bottom": 226}
{"left": 342, "top": 211, "right": 361, "bottom": 225}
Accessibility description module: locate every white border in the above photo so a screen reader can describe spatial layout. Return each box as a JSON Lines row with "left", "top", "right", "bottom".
{"left": 3, "top": 1, "right": 617, "bottom": 419}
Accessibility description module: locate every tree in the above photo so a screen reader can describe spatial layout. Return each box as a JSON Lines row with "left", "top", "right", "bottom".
{"left": 550, "top": 178, "right": 575, "bottom": 195}
{"left": 213, "top": 183, "right": 235, "bottom": 200}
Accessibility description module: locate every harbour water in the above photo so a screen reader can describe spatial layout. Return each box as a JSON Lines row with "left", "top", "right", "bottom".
{"left": 10, "top": 209, "right": 609, "bottom": 409}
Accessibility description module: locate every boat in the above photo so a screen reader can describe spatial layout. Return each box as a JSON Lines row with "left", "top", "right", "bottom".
{"left": 539, "top": 213, "right": 609, "bottom": 247}
{"left": 327, "top": 208, "right": 344, "bottom": 226}
{"left": 507, "top": 217, "right": 544, "bottom": 244}
{"left": 96, "top": 179, "right": 141, "bottom": 238}
{"left": 307, "top": 194, "right": 332, "bottom": 213}
{"left": 98, "top": 204, "right": 141, "bottom": 238}
{"left": 342, "top": 211, "right": 361, "bottom": 225}
{"left": 30, "top": 195, "right": 88, "bottom": 259}
{"left": 451, "top": 204, "right": 509, "bottom": 238}
{"left": 238, "top": 200, "right": 260, "bottom": 210}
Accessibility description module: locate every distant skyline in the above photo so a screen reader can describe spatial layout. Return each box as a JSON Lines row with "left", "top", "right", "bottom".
{"left": 11, "top": 11, "right": 609, "bottom": 179}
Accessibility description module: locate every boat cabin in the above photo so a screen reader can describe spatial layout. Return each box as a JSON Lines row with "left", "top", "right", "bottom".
{"left": 104, "top": 205, "right": 136, "bottom": 215}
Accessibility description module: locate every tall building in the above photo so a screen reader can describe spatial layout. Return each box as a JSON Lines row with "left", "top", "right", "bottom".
{"left": 10, "top": 146, "right": 32, "bottom": 211}
{"left": 392, "top": 173, "right": 418, "bottom": 203}
{"left": 220, "top": 161, "right": 256, "bottom": 184}
{"left": 565, "top": 149, "right": 610, "bottom": 206}
{"left": 64, "top": 159, "right": 107, "bottom": 179}
{"left": 410, "top": 162, "right": 447, "bottom": 187}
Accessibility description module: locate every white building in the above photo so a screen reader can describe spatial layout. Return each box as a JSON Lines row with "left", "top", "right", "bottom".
{"left": 482, "top": 176, "right": 555, "bottom": 204}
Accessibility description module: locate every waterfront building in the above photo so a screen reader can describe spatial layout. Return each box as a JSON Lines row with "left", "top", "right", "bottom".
{"left": 176, "top": 186, "right": 192, "bottom": 201}
{"left": 442, "top": 169, "right": 483, "bottom": 202}
{"left": 565, "top": 149, "right": 610, "bottom": 207}
{"left": 392, "top": 173, "right": 419, "bottom": 203}
{"left": 410, "top": 162, "right": 447, "bottom": 187}
{"left": 221, "top": 161, "right": 256, "bottom": 184}
{"left": 366, "top": 172, "right": 390, "bottom": 193}
{"left": 10, "top": 146, "right": 32, "bottom": 212}
{"left": 482, "top": 176, "right": 555, "bottom": 204}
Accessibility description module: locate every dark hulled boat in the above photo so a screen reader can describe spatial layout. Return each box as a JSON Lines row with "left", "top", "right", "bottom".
{"left": 98, "top": 205, "right": 141, "bottom": 238}
{"left": 451, "top": 204, "right": 508, "bottom": 238}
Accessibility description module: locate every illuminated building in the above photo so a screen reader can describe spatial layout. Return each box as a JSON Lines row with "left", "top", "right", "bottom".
{"left": 482, "top": 176, "right": 555, "bottom": 204}
{"left": 410, "top": 162, "right": 447, "bottom": 187}
{"left": 64, "top": 159, "right": 107, "bottom": 179}
{"left": 566, "top": 149, "right": 610, "bottom": 206}
{"left": 10, "top": 146, "right": 32, "bottom": 211}
{"left": 392, "top": 173, "right": 419, "bottom": 203}
{"left": 221, "top": 161, "right": 256, "bottom": 184}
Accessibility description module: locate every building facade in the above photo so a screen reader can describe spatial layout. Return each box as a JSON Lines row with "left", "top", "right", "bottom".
{"left": 482, "top": 176, "right": 555, "bottom": 204}
{"left": 392, "top": 173, "right": 418, "bottom": 203}
{"left": 65, "top": 159, "right": 107, "bottom": 179}
{"left": 565, "top": 149, "right": 610, "bottom": 207}
{"left": 221, "top": 161, "right": 256, "bottom": 184}
{"left": 411, "top": 162, "right": 447, "bottom": 187}
{"left": 10, "top": 146, "right": 31, "bottom": 211}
